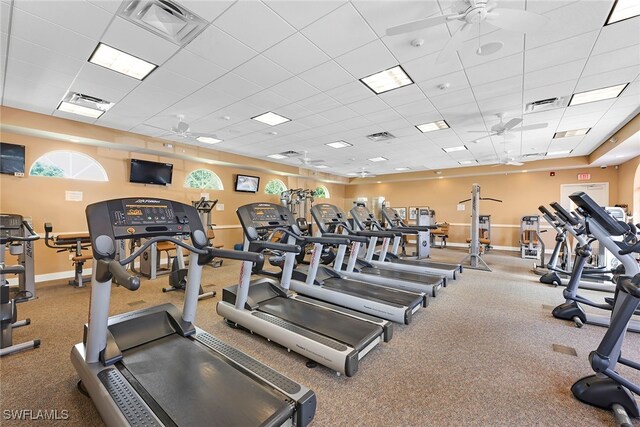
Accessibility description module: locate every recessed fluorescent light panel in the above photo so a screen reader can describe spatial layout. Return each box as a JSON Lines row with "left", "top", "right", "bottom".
{"left": 606, "top": 0, "right": 640, "bottom": 25}
{"left": 360, "top": 65, "right": 414, "bottom": 94}
{"left": 252, "top": 112, "right": 291, "bottom": 126}
{"left": 553, "top": 128, "right": 590, "bottom": 139}
{"left": 569, "top": 83, "right": 628, "bottom": 106}
{"left": 315, "top": 165, "right": 329, "bottom": 169}
{"left": 442, "top": 145, "right": 468, "bottom": 153}
{"left": 395, "top": 167, "right": 411, "bottom": 171}
{"left": 325, "top": 141, "right": 353, "bottom": 149}
{"left": 57, "top": 92, "right": 114, "bottom": 118}
{"left": 368, "top": 157, "right": 388, "bottom": 162}
{"left": 458, "top": 160, "right": 478, "bottom": 165}
{"left": 416, "top": 120, "right": 449, "bottom": 133}
{"left": 89, "top": 43, "right": 157, "bottom": 80}
{"left": 267, "top": 153, "right": 287, "bottom": 160}
{"left": 546, "top": 150, "right": 573, "bottom": 156}
{"left": 196, "top": 136, "right": 222, "bottom": 144}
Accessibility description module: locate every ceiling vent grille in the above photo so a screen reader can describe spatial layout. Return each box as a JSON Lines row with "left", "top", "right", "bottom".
{"left": 525, "top": 96, "right": 568, "bottom": 113}
{"left": 366, "top": 132, "right": 396, "bottom": 142}
{"left": 63, "top": 92, "right": 114, "bottom": 112}
{"left": 279, "top": 150, "right": 301, "bottom": 157}
{"left": 118, "top": 0, "right": 208, "bottom": 46}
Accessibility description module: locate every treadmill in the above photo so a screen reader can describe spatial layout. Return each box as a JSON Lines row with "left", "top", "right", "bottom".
{"left": 71, "top": 198, "right": 316, "bottom": 427}
{"left": 351, "top": 205, "right": 462, "bottom": 280}
{"left": 311, "top": 203, "right": 445, "bottom": 297}
{"left": 218, "top": 202, "right": 394, "bottom": 376}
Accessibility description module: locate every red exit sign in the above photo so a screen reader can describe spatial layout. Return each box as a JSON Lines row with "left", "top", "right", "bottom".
{"left": 577, "top": 173, "right": 591, "bottom": 181}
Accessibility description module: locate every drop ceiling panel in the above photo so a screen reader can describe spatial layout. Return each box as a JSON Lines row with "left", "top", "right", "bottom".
{"left": 158, "top": 87, "right": 239, "bottom": 123}
{"left": 352, "top": 0, "right": 442, "bottom": 38}
{"left": 5, "top": 57, "right": 76, "bottom": 95}
{"left": 213, "top": 1, "right": 295, "bottom": 52}
{"left": 262, "top": 33, "right": 331, "bottom": 75}
{"left": 576, "top": 66, "right": 639, "bottom": 93}
{"left": 299, "top": 60, "right": 354, "bottom": 91}
{"left": 430, "top": 87, "right": 477, "bottom": 110}
{"left": 52, "top": 109, "right": 98, "bottom": 124}
{"left": 265, "top": 1, "right": 346, "bottom": 30}
{"left": 271, "top": 102, "right": 316, "bottom": 120}
{"left": 101, "top": 17, "right": 180, "bottom": 65}
{"left": 476, "top": 91, "right": 522, "bottom": 114}
{"left": 233, "top": 55, "right": 293, "bottom": 88}
{"left": 185, "top": 25, "right": 257, "bottom": 70}
{"left": 378, "top": 84, "right": 427, "bottom": 107}
{"left": 243, "top": 90, "right": 291, "bottom": 111}
{"left": 87, "top": 0, "right": 121, "bottom": 14}
{"left": 523, "top": 80, "right": 576, "bottom": 105}
{"left": 301, "top": 3, "right": 378, "bottom": 57}
{"left": 418, "top": 71, "right": 470, "bottom": 98}
{"left": 162, "top": 49, "right": 227, "bottom": 84}
{"left": 346, "top": 96, "right": 390, "bottom": 115}
{"left": 582, "top": 45, "right": 640, "bottom": 77}
{"left": 10, "top": 8, "right": 97, "bottom": 61}
{"left": 473, "top": 76, "right": 523, "bottom": 102}
{"left": 269, "top": 77, "right": 321, "bottom": 103}
{"left": 13, "top": 0, "right": 112, "bottom": 41}
{"left": 70, "top": 63, "right": 141, "bottom": 103}
{"left": 458, "top": 34, "right": 524, "bottom": 69}
{"left": 1, "top": 1, "right": 10, "bottom": 34}
{"left": 142, "top": 67, "right": 202, "bottom": 97}
{"left": 335, "top": 39, "right": 399, "bottom": 79}
{"left": 3, "top": 73, "right": 69, "bottom": 115}
{"left": 7, "top": 36, "right": 85, "bottom": 77}
{"left": 523, "top": 59, "right": 585, "bottom": 89}
{"left": 403, "top": 52, "right": 463, "bottom": 83}
{"left": 466, "top": 53, "right": 523, "bottom": 86}
{"left": 179, "top": 0, "right": 234, "bottom": 22}
{"left": 297, "top": 93, "right": 342, "bottom": 113}
{"left": 394, "top": 99, "right": 438, "bottom": 120}
{"left": 592, "top": 17, "right": 640, "bottom": 55}
{"left": 524, "top": 30, "right": 599, "bottom": 73}
{"left": 325, "top": 81, "right": 373, "bottom": 105}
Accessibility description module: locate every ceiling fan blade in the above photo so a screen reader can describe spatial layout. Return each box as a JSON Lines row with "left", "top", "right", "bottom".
{"left": 513, "top": 123, "right": 549, "bottom": 132}
{"left": 503, "top": 118, "right": 523, "bottom": 130}
{"left": 386, "top": 15, "right": 453, "bottom": 36}
{"left": 468, "top": 130, "right": 493, "bottom": 134}
{"left": 436, "top": 23, "right": 471, "bottom": 64}
{"left": 485, "top": 8, "right": 549, "bottom": 33}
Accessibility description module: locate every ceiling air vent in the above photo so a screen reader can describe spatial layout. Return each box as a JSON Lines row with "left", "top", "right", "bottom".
{"left": 366, "top": 132, "right": 396, "bottom": 142}
{"left": 279, "top": 151, "right": 302, "bottom": 157}
{"left": 118, "top": 0, "right": 208, "bottom": 46}
{"left": 525, "top": 96, "right": 568, "bottom": 113}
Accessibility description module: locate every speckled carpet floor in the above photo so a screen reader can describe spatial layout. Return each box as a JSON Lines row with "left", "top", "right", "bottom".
{"left": 1, "top": 248, "right": 639, "bottom": 426}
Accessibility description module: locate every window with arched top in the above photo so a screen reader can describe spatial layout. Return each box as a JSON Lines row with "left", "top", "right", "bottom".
{"left": 184, "top": 169, "right": 224, "bottom": 190}
{"left": 29, "top": 150, "right": 108, "bottom": 181}
{"left": 264, "top": 179, "right": 288, "bottom": 195}
{"left": 315, "top": 185, "right": 330, "bottom": 199}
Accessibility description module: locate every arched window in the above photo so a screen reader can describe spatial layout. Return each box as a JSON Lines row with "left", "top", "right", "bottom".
{"left": 264, "top": 179, "right": 287, "bottom": 195}
{"left": 184, "top": 169, "right": 224, "bottom": 190}
{"left": 314, "top": 185, "right": 330, "bottom": 199}
{"left": 29, "top": 151, "right": 108, "bottom": 181}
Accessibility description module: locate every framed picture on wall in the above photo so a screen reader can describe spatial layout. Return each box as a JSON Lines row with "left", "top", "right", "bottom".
{"left": 408, "top": 206, "right": 429, "bottom": 221}
{"left": 392, "top": 207, "right": 407, "bottom": 220}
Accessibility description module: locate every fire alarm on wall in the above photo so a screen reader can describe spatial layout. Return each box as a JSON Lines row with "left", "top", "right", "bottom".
{"left": 550, "top": 171, "right": 555, "bottom": 177}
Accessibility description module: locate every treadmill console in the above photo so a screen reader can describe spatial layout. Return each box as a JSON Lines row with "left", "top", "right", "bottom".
{"left": 569, "top": 192, "right": 628, "bottom": 236}
{"left": 0, "top": 214, "right": 23, "bottom": 240}
{"left": 350, "top": 205, "right": 376, "bottom": 227}
{"left": 237, "top": 203, "right": 298, "bottom": 241}
{"left": 381, "top": 207, "right": 402, "bottom": 224}
{"left": 86, "top": 198, "right": 205, "bottom": 260}
{"left": 311, "top": 204, "right": 349, "bottom": 234}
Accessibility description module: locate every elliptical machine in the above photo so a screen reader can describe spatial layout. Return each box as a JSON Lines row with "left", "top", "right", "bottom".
{"left": 1, "top": 214, "right": 40, "bottom": 357}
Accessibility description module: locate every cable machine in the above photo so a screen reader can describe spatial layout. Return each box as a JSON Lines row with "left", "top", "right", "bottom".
{"left": 459, "top": 184, "right": 502, "bottom": 271}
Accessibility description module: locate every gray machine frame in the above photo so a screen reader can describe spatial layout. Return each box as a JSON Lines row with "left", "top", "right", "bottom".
{"left": 458, "top": 184, "right": 501, "bottom": 271}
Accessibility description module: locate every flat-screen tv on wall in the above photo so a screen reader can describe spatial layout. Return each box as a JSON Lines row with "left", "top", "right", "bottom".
{"left": 0, "top": 143, "right": 26, "bottom": 176}
{"left": 235, "top": 174, "right": 260, "bottom": 193}
{"left": 129, "top": 159, "right": 173, "bottom": 186}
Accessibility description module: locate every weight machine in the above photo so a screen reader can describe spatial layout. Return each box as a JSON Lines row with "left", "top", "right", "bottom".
{"left": 44, "top": 223, "right": 92, "bottom": 287}
{"left": 520, "top": 215, "right": 544, "bottom": 259}
{"left": 459, "top": 184, "right": 502, "bottom": 271}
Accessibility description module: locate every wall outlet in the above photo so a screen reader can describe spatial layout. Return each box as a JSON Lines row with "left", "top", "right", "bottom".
{"left": 216, "top": 204, "right": 224, "bottom": 211}
{"left": 457, "top": 204, "right": 465, "bottom": 211}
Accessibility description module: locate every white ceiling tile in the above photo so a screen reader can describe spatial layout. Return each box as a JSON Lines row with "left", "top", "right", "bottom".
{"left": 205, "top": 72, "right": 263, "bottom": 100}
{"left": 429, "top": 87, "right": 476, "bottom": 110}
{"left": 475, "top": 91, "right": 522, "bottom": 114}
{"left": 3, "top": 73, "right": 68, "bottom": 114}
{"left": 526, "top": 1, "right": 611, "bottom": 50}
{"left": 269, "top": 77, "right": 320, "bottom": 103}
{"left": 352, "top": 0, "right": 442, "bottom": 38}
{"left": 185, "top": 25, "right": 257, "bottom": 70}
{"left": 325, "top": 81, "right": 373, "bottom": 105}
{"left": 271, "top": 102, "right": 316, "bottom": 120}
{"left": 7, "top": 36, "right": 85, "bottom": 77}
{"left": 523, "top": 59, "right": 585, "bottom": 89}
{"left": 297, "top": 114, "right": 332, "bottom": 129}
{"left": 70, "top": 63, "right": 140, "bottom": 103}
{"left": 346, "top": 96, "right": 389, "bottom": 115}
{"left": 524, "top": 30, "right": 599, "bottom": 73}
{"left": 299, "top": 60, "right": 354, "bottom": 91}
{"left": 466, "top": 53, "right": 523, "bottom": 86}
{"left": 320, "top": 106, "right": 360, "bottom": 122}
{"left": 162, "top": 49, "right": 227, "bottom": 84}
{"left": 582, "top": 45, "right": 640, "bottom": 77}
{"left": 378, "top": 84, "right": 426, "bottom": 107}
{"left": 180, "top": 0, "right": 235, "bottom": 22}
{"left": 335, "top": 39, "right": 398, "bottom": 79}
{"left": 473, "top": 76, "right": 523, "bottom": 102}
{"left": 13, "top": 0, "right": 112, "bottom": 40}
{"left": 158, "top": 87, "right": 238, "bottom": 122}
{"left": 214, "top": 1, "right": 295, "bottom": 52}
{"left": 87, "top": 0, "right": 120, "bottom": 14}
{"left": 458, "top": 34, "right": 524, "bottom": 69}
{"left": 262, "top": 33, "right": 331, "bottom": 75}
{"left": 302, "top": 3, "right": 378, "bottom": 57}
{"left": 523, "top": 79, "right": 576, "bottom": 105}
{"left": 418, "top": 70, "right": 470, "bottom": 98}
{"left": 243, "top": 90, "right": 291, "bottom": 111}
{"left": 394, "top": 98, "right": 437, "bottom": 119}
{"left": 233, "top": 55, "right": 293, "bottom": 88}
{"left": 576, "top": 66, "right": 639, "bottom": 93}
{"left": 52, "top": 109, "right": 98, "bottom": 124}
{"left": 142, "top": 67, "right": 201, "bottom": 97}
{"left": 1, "top": 1, "right": 11, "bottom": 34}
{"left": 102, "top": 17, "right": 180, "bottom": 65}
{"left": 402, "top": 51, "right": 463, "bottom": 83}
{"left": 592, "top": 16, "right": 640, "bottom": 55}
{"left": 5, "top": 57, "right": 75, "bottom": 92}
{"left": 297, "top": 93, "right": 342, "bottom": 113}
{"left": 265, "top": 1, "right": 346, "bottom": 30}
{"left": 10, "top": 8, "right": 97, "bottom": 61}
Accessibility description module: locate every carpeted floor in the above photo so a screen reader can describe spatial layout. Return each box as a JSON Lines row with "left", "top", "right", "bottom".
{"left": 1, "top": 248, "right": 639, "bottom": 426}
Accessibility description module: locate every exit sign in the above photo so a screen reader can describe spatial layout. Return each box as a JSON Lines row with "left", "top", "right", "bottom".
{"left": 577, "top": 173, "right": 591, "bottom": 181}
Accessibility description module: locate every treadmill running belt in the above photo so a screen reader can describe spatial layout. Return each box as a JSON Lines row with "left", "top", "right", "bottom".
{"left": 392, "top": 258, "right": 459, "bottom": 271}
{"left": 122, "top": 334, "right": 293, "bottom": 427}
{"left": 259, "top": 298, "right": 381, "bottom": 351}
{"left": 359, "top": 267, "right": 442, "bottom": 285}
{"left": 322, "top": 278, "right": 422, "bottom": 307}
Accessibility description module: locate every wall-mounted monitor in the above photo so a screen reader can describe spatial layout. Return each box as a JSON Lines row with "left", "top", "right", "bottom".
{"left": 0, "top": 143, "right": 26, "bottom": 176}
{"left": 235, "top": 174, "right": 260, "bottom": 193}
{"left": 129, "top": 158, "right": 173, "bottom": 186}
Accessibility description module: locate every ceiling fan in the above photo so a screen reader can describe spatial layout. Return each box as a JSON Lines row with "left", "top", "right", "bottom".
{"left": 469, "top": 113, "right": 548, "bottom": 143}
{"left": 386, "top": 0, "right": 548, "bottom": 62}
{"left": 298, "top": 150, "right": 326, "bottom": 167}
{"left": 353, "top": 167, "right": 376, "bottom": 178}
{"left": 149, "top": 115, "right": 221, "bottom": 143}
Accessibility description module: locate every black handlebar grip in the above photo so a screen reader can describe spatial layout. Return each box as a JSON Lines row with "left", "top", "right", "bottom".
{"left": 210, "top": 248, "right": 264, "bottom": 264}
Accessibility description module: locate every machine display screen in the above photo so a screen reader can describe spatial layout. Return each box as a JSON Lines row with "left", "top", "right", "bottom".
{"left": 317, "top": 205, "right": 339, "bottom": 221}
{"left": 123, "top": 203, "right": 173, "bottom": 225}
{"left": 250, "top": 206, "right": 279, "bottom": 222}
{"left": 351, "top": 206, "right": 368, "bottom": 221}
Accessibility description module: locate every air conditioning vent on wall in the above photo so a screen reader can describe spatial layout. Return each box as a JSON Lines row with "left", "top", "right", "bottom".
{"left": 118, "top": 0, "right": 208, "bottom": 46}
{"left": 366, "top": 132, "right": 396, "bottom": 142}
